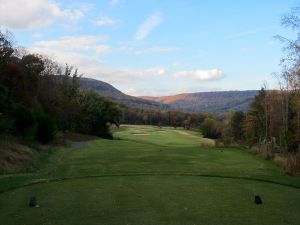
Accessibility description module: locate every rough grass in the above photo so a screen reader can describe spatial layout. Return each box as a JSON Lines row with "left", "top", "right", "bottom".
{"left": 0, "top": 141, "right": 34, "bottom": 172}
{"left": 0, "top": 140, "right": 54, "bottom": 174}
{"left": 0, "top": 125, "right": 300, "bottom": 225}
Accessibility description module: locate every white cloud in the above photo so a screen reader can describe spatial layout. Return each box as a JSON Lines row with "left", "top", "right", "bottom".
{"left": 172, "top": 62, "right": 181, "bottom": 68}
{"left": 240, "top": 48, "right": 249, "bottom": 53}
{"left": 30, "top": 45, "right": 166, "bottom": 85}
{"left": 94, "top": 45, "right": 111, "bottom": 54}
{"left": 124, "top": 88, "right": 137, "bottom": 96}
{"left": 94, "top": 17, "right": 117, "bottom": 26}
{"left": 31, "top": 36, "right": 169, "bottom": 85}
{"left": 135, "top": 12, "right": 163, "bottom": 41}
{"left": 65, "top": 10, "right": 83, "bottom": 21}
{"left": 0, "top": 0, "right": 83, "bottom": 29}
{"left": 174, "top": 69, "right": 224, "bottom": 81}
{"left": 34, "top": 35, "right": 110, "bottom": 54}
{"left": 157, "top": 68, "right": 167, "bottom": 75}
{"left": 148, "top": 47, "right": 180, "bottom": 53}
{"left": 33, "top": 33, "right": 42, "bottom": 39}
{"left": 110, "top": 0, "right": 120, "bottom": 5}
{"left": 118, "top": 45, "right": 180, "bottom": 55}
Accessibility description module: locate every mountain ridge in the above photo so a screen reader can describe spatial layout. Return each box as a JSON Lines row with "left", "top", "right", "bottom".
{"left": 80, "top": 77, "right": 258, "bottom": 112}
{"left": 140, "top": 90, "right": 259, "bottom": 112}
{"left": 79, "top": 77, "right": 168, "bottom": 109}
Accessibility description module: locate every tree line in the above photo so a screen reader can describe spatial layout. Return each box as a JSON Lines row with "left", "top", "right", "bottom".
{"left": 198, "top": 7, "right": 300, "bottom": 175}
{"left": 220, "top": 7, "right": 300, "bottom": 153}
{"left": 0, "top": 31, "right": 121, "bottom": 143}
{"left": 121, "top": 106, "right": 208, "bottom": 129}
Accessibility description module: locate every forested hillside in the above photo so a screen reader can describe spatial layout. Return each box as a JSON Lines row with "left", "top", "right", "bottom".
{"left": 80, "top": 78, "right": 168, "bottom": 109}
{"left": 141, "top": 91, "right": 258, "bottom": 112}
{"left": 80, "top": 78, "right": 258, "bottom": 113}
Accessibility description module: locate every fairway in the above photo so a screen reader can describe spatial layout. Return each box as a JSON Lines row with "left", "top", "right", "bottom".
{"left": 1, "top": 125, "right": 300, "bottom": 225}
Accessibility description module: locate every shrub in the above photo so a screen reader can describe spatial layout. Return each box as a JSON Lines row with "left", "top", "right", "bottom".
{"left": 0, "top": 85, "right": 14, "bottom": 135}
{"left": 35, "top": 113, "right": 56, "bottom": 144}
{"left": 200, "top": 117, "right": 222, "bottom": 139}
{"left": 12, "top": 105, "right": 36, "bottom": 139}
{"left": 0, "top": 114, "right": 14, "bottom": 136}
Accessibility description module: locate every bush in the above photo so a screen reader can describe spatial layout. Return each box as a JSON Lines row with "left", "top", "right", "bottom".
{"left": 200, "top": 117, "right": 222, "bottom": 139}
{"left": 0, "top": 85, "right": 14, "bottom": 135}
{"left": 12, "top": 105, "right": 36, "bottom": 139}
{"left": 90, "top": 121, "right": 113, "bottom": 139}
{"left": 35, "top": 113, "right": 56, "bottom": 144}
{"left": 0, "top": 114, "right": 14, "bottom": 136}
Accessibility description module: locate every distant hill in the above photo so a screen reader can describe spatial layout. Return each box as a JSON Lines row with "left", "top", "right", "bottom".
{"left": 80, "top": 78, "right": 258, "bottom": 112}
{"left": 141, "top": 91, "right": 258, "bottom": 112}
{"left": 79, "top": 78, "right": 168, "bottom": 109}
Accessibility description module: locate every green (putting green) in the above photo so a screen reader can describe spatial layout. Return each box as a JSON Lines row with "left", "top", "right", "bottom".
{"left": 1, "top": 125, "right": 300, "bottom": 225}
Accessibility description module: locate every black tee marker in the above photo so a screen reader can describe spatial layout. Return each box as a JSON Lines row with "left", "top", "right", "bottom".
{"left": 255, "top": 195, "right": 262, "bottom": 204}
{"left": 29, "top": 197, "right": 37, "bottom": 207}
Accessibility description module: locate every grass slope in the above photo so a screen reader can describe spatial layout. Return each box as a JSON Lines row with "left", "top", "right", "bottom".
{"left": 0, "top": 125, "right": 300, "bottom": 225}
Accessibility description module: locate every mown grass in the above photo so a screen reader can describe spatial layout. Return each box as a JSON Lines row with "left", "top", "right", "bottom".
{"left": 0, "top": 125, "right": 300, "bottom": 225}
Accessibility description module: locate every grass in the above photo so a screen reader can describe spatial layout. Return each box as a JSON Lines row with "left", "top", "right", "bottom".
{"left": 0, "top": 125, "right": 300, "bottom": 225}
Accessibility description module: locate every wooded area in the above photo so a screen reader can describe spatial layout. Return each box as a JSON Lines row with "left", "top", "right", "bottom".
{"left": 0, "top": 31, "right": 121, "bottom": 143}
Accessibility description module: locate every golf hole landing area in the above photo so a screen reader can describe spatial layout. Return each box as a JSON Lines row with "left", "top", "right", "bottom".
{"left": 1, "top": 125, "right": 300, "bottom": 225}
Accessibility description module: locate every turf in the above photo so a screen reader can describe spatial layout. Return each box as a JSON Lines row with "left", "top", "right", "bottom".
{"left": 0, "top": 125, "right": 300, "bottom": 225}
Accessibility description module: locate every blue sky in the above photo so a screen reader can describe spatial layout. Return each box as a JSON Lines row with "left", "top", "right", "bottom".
{"left": 0, "top": 0, "right": 298, "bottom": 96}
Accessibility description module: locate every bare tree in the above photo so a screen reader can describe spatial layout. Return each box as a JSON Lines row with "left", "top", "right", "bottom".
{"left": 276, "top": 5, "right": 300, "bottom": 151}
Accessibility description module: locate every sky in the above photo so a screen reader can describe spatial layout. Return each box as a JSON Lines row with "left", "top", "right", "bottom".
{"left": 0, "top": 0, "right": 298, "bottom": 96}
